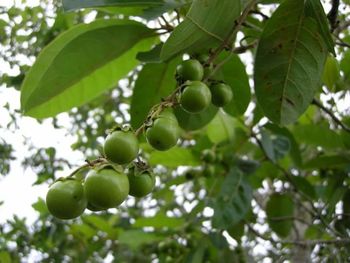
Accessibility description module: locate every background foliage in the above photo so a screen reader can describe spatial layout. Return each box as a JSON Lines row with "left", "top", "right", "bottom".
{"left": 1, "top": 0, "right": 350, "bottom": 262}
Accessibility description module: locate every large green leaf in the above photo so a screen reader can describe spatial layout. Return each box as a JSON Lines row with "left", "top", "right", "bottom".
{"left": 254, "top": 0, "right": 328, "bottom": 125}
{"left": 161, "top": 0, "right": 241, "bottom": 60}
{"left": 219, "top": 52, "right": 251, "bottom": 117}
{"left": 266, "top": 193, "right": 294, "bottom": 237}
{"left": 20, "top": 20, "right": 156, "bottom": 118}
{"left": 130, "top": 59, "right": 178, "bottom": 129}
{"left": 211, "top": 169, "right": 252, "bottom": 229}
{"left": 293, "top": 123, "right": 344, "bottom": 150}
{"left": 63, "top": 0, "right": 164, "bottom": 11}
{"left": 305, "top": 0, "right": 335, "bottom": 55}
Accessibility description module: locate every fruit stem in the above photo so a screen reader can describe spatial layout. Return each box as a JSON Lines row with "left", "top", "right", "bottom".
{"left": 67, "top": 157, "right": 108, "bottom": 178}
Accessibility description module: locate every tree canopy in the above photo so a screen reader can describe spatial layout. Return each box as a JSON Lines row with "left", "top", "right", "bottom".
{"left": 0, "top": 0, "right": 350, "bottom": 262}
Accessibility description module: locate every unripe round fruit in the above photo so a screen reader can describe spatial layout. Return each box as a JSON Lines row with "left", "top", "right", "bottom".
{"left": 87, "top": 202, "right": 104, "bottom": 212}
{"left": 128, "top": 170, "right": 155, "bottom": 198}
{"left": 209, "top": 83, "right": 233, "bottom": 107}
{"left": 180, "top": 81, "right": 211, "bottom": 113}
{"left": 104, "top": 130, "right": 139, "bottom": 164}
{"left": 146, "top": 117, "right": 180, "bottom": 151}
{"left": 176, "top": 59, "right": 204, "bottom": 81}
{"left": 46, "top": 179, "right": 87, "bottom": 219}
{"left": 84, "top": 167, "right": 129, "bottom": 209}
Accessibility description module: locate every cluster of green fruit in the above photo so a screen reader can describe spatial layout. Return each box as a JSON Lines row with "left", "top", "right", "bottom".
{"left": 177, "top": 58, "right": 233, "bottom": 112}
{"left": 46, "top": 164, "right": 155, "bottom": 219}
{"left": 45, "top": 57, "right": 233, "bottom": 220}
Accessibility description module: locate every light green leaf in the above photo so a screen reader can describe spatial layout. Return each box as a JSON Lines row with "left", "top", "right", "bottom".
{"left": 118, "top": 230, "right": 162, "bottom": 250}
{"left": 21, "top": 20, "right": 156, "bottom": 119}
{"left": 0, "top": 252, "right": 11, "bottom": 263}
{"left": 134, "top": 213, "right": 185, "bottom": 228}
{"left": 130, "top": 59, "right": 178, "bottom": 129}
{"left": 293, "top": 123, "right": 344, "bottom": 150}
{"left": 322, "top": 55, "right": 340, "bottom": 90}
{"left": 161, "top": 0, "right": 241, "bottom": 60}
{"left": 149, "top": 147, "right": 199, "bottom": 168}
{"left": 254, "top": 0, "right": 328, "bottom": 125}
{"left": 206, "top": 110, "right": 236, "bottom": 143}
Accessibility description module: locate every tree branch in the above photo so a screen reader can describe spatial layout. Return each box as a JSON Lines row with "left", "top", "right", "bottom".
{"left": 312, "top": 98, "right": 350, "bottom": 133}
{"left": 327, "top": 0, "right": 340, "bottom": 32}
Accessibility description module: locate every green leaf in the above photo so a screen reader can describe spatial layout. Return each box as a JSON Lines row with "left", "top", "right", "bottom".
{"left": 260, "top": 129, "right": 291, "bottom": 162}
{"left": 130, "top": 59, "right": 178, "bottom": 129}
{"left": 134, "top": 213, "right": 185, "bottom": 228}
{"left": 161, "top": 0, "right": 241, "bottom": 60}
{"left": 303, "top": 154, "right": 350, "bottom": 169}
{"left": 305, "top": 0, "right": 335, "bottom": 55}
{"left": 63, "top": 0, "right": 164, "bottom": 11}
{"left": 174, "top": 105, "right": 218, "bottom": 131}
{"left": 254, "top": 0, "right": 327, "bottom": 125}
{"left": 211, "top": 169, "right": 252, "bottom": 229}
{"left": 136, "top": 43, "right": 163, "bottom": 63}
{"left": 149, "top": 147, "right": 200, "bottom": 168}
{"left": 118, "top": 230, "right": 162, "bottom": 250}
{"left": 265, "top": 123, "right": 302, "bottom": 166}
{"left": 206, "top": 110, "right": 236, "bottom": 144}
{"left": 322, "top": 55, "right": 340, "bottom": 90}
{"left": 219, "top": 52, "right": 251, "bottom": 117}
{"left": 21, "top": 20, "right": 156, "bottom": 119}
{"left": 0, "top": 252, "right": 11, "bottom": 263}
{"left": 266, "top": 193, "right": 294, "bottom": 237}
{"left": 293, "top": 123, "right": 344, "bottom": 150}
{"left": 290, "top": 176, "right": 316, "bottom": 199}
{"left": 82, "top": 215, "right": 118, "bottom": 238}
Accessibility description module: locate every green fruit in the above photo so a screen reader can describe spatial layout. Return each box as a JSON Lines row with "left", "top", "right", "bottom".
{"left": 84, "top": 166, "right": 129, "bottom": 209}
{"left": 104, "top": 130, "right": 139, "bottom": 164}
{"left": 197, "top": 54, "right": 210, "bottom": 64}
{"left": 128, "top": 170, "right": 155, "bottom": 198}
{"left": 87, "top": 202, "right": 104, "bottom": 212}
{"left": 266, "top": 193, "right": 294, "bottom": 237}
{"left": 46, "top": 179, "right": 87, "bottom": 219}
{"left": 201, "top": 149, "right": 216, "bottom": 163}
{"left": 146, "top": 117, "right": 180, "bottom": 151}
{"left": 176, "top": 59, "right": 204, "bottom": 81}
{"left": 209, "top": 83, "right": 233, "bottom": 107}
{"left": 180, "top": 81, "right": 211, "bottom": 113}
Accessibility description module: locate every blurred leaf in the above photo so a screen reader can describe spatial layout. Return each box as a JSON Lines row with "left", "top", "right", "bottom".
{"left": 118, "top": 230, "right": 162, "bottom": 250}
{"left": 266, "top": 193, "right": 294, "bottom": 237}
{"left": 211, "top": 169, "right": 252, "bottom": 229}
{"left": 303, "top": 154, "right": 350, "bottom": 169}
{"left": 149, "top": 147, "right": 200, "bottom": 168}
{"left": 134, "top": 213, "right": 185, "bottom": 228}
{"left": 21, "top": 20, "right": 155, "bottom": 118}
{"left": 322, "top": 55, "right": 340, "bottom": 90}
{"left": 0, "top": 251, "right": 11, "bottom": 263}
{"left": 63, "top": 0, "right": 164, "bottom": 11}
{"left": 290, "top": 176, "right": 316, "bottom": 199}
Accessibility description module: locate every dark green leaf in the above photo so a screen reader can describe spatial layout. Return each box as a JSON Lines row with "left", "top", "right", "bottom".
{"left": 21, "top": 20, "right": 156, "bottom": 118}
{"left": 266, "top": 193, "right": 294, "bottom": 237}
{"left": 254, "top": 0, "right": 327, "bottom": 125}
{"left": 130, "top": 59, "right": 178, "bottom": 128}
{"left": 219, "top": 52, "right": 251, "bottom": 117}
{"left": 63, "top": 0, "right": 164, "bottom": 11}
{"left": 134, "top": 213, "right": 185, "bottom": 228}
{"left": 211, "top": 169, "right": 252, "bottom": 229}
{"left": 161, "top": 0, "right": 241, "bottom": 60}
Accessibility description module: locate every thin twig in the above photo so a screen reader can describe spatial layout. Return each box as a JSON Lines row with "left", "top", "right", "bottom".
{"left": 312, "top": 98, "right": 350, "bottom": 133}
